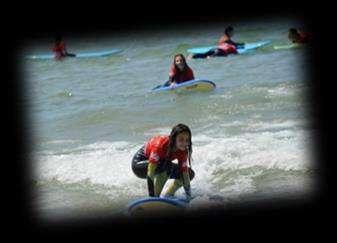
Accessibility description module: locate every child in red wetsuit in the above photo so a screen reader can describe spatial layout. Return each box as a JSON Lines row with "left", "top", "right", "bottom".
{"left": 218, "top": 25, "right": 244, "bottom": 49}
{"left": 53, "top": 35, "right": 76, "bottom": 60}
{"left": 288, "top": 28, "right": 312, "bottom": 44}
{"left": 132, "top": 124, "right": 194, "bottom": 201}
{"left": 191, "top": 26, "right": 244, "bottom": 59}
{"left": 164, "top": 54, "right": 194, "bottom": 88}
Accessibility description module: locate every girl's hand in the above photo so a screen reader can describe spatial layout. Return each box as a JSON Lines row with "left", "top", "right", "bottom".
{"left": 186, "top": 194, "right": 192, "bottom": 202}
{"left": 184, "top": 185, "right": 192, "bottom": 202}
{"left": 186, "top": 192, "right": 194, "bottom": 203}
{"left": 170, "top": 82, "right": 177, "bottom": 89}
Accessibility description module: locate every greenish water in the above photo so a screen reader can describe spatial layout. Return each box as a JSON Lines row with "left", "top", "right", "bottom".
{"left": 23, "top": 18, "right": 316, "bottom": 220}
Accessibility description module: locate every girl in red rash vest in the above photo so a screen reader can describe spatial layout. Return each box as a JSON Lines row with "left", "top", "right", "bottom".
{"left": 288, "top": 28, "right": 312, "bottom": 44}
{"left": 52, "top": 35, "right": 76, "bottom": 60}
{"left": 190, "top": 26, "right": 244, "bottom": 59}
{"left": 131, "top": 124, "right": 194, "bottom": 201}
{"left": 164, "top": 54, "right": 195, "bottom": 88}
{"left": 218, "top": 25, "right": 244, "bottom": 48}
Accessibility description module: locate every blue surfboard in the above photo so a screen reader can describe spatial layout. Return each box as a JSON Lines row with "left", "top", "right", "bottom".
{"left": 152, "top": 79, "right": 216, "bottom": 92}
{"left": 26, "top": 49, "right": 123, "bottom": 60}
{"left": 187, "top": 40, "right": 271, "bottom": 55}
{"left": 128, "top": 197, "right": 188, "bottom": 216}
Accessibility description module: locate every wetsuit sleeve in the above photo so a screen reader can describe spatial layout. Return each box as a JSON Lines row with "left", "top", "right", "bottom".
{"left": 147, "top": 146, "right": 162, "bottom": 196}
{"left": 218, "top": 35, "right": 227, "bottom": 45}
{"left": 166, "top": 65, "right": 174, "bottom": 84}
{"left": 169, "top": 65, "right": 177, "bottom": 83}
{"left": 188, "top": 68, "right": 195, "bottom": 80}
{"left": 228, "top": 38, "right": 243, "bottom": 46}
{"left": 148, "top": 149, "right": 161, "bottom": 165}
{"left": 61, "top": 42, "right": 75, "bottom": 57}
{"left": 182, "top": 171, "right": 191, "bottom": 198}
{"left": 219, "top": 36, "right": 242, "bottom": 48}
{"left": 147, "top": 162, "right": 157, "bottom": 179}
{"left": 169, "top": 65, "right": 176, "bottom": 77}
{"left": 178, "top": 153, "right": 191, "bottom": 198}
{"left": 235, "top": 42, "right": 245, "bottom": 48}
{"left": 147, "top": 163, "right": 158, "bottom": 197}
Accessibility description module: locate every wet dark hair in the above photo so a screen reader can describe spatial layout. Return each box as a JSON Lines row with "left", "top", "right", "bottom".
{"left": 166, "top": 123, "right": 193, "bottom": 167}
{"left": 288, "top": 28, "right": 300, "bottom": 41}
{"left": 173, "top": 53, "right": 190, "bottom": 73}
{"left": 224, "top": 26, "right": 234, "bottom": 35}
{"left": 289, "top": 28, "right": 298, "bottom": 34}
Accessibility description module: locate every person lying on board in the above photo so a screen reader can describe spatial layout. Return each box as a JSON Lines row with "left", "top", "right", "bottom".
{"left": 53, "top": 35, "right": 76, "bottom": 60}
{"left": 131, "top": 124, "right": 194, "bottom": 202}
{"left": 163, "top": 54, "right": 195, "bottom": 88}
{"left": 189, "top": 26, "right": 244, "bottom": 59}
{"left": 218, "top": 26, "right": 245, "bottom": 48}
{"left": 288, "top": 28, "right": 312, "bottom": 44}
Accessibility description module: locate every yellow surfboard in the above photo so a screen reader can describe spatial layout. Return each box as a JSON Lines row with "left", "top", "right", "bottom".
{"left": 152, "top": 79, "right": 216, "bottom": 93}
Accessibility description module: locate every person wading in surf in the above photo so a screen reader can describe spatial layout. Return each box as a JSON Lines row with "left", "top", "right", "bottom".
{"left": 131, "top": 124, "right": 194, "bottom": 202}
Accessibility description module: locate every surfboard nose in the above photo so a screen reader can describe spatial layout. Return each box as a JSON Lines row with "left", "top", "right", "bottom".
{"left": 127, "top": 197, "right": 188, "bottom": 217}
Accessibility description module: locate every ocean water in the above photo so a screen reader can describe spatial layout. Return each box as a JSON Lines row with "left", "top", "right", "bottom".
{"left": 22, "top": 18, "right": 317, "bottom": 221}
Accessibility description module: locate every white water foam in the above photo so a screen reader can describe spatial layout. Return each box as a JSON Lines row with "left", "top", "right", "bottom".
{"left": 35, "top": 118, "right": 314, "bottom": 208}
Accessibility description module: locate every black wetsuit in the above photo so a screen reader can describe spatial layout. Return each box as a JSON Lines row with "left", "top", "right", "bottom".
{"left": 192, "top": 48, "right": 227, "bottom": 59}
{"left": 131, "top": 146, "right": 195, "bottom": 180}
